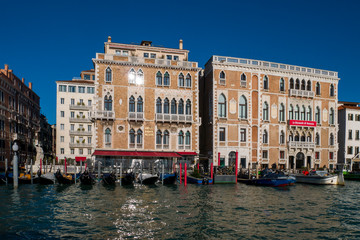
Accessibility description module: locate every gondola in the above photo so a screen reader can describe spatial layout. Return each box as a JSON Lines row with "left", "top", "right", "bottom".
{"left": 55, "top": 169, "right": 75, "bottom": 184}
{"left": 137, "top": 172, "right": 158, "bottom": 185}
{"left": 120, "top": 172, "right": 135, "bottom": 185}
{"left": 37, "top": 170, "right": 56, "bottom": 184}
{"left": 80, "top": 170, "right": 96, "bottom": 185}
{"left": 159, "top": 172, "right": 177, "bottom": 184}
{"left": 102, "top": 172, "right": 117, "bottom": 185}
{"left": 6, "top": 172, "right": 39, "bottom": 184}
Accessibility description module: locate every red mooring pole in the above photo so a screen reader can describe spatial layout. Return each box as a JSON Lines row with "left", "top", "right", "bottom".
{"left": 179, "top": 163, "right": 182, "bottom": 184}
{"left": 184, "top": 163, "right": 187, "bottom": 186}
{"left": 197, "top": 163, "right": 199, "bottom": 171}
{"left": 235, "top": 151, "right": 238, "bottom": 183}
{"left": 218, "top": 152, "right": 220, "bottom": 166}
{"left": 211, "top": 162, "right": 213, "bottom": 181}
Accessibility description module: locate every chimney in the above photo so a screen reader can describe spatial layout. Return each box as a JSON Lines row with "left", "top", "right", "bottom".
{"left": 29, "top": 82, "right": 32, "bottom": 90}
{"left": 4, "top": 64, "right": 9, "bottom": 76}
{"left": 108, "top": 36, "right": 112, "bottom": 43}
{"left": 179, "top": 39, "right": 183, "bottom": 50}
{"left": 22, "top": 78, "right": 24, "bottom": 83}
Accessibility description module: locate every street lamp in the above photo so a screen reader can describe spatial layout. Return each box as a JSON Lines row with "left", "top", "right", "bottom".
{"left": 12, "top": 142, "right": 19, "bottom": 189}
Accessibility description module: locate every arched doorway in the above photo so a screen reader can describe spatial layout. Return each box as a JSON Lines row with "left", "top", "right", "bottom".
{"left": 296, "top": 152, "right": 305, "bottom": 169}
{"left": 228, "top": 151, "right": 236, "bottom": 167}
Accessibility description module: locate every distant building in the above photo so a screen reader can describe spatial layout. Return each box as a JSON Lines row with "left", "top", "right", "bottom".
{"left": 56, "top": 70, "right": 95, "bottom": 164}
{"left": 51, "top": 124, "right": 56, "bottom": 160}
{"left": 91, "top": 37, "right": 201, "bottom": 163}
{"left": 0, "top": 64, "right": 40, "bottom": 169}
{"left": 200, "top": 56, "right": 339, "bottom": 170}
{"left": 338, "top": 101, "right": 360, "bottom": 171}
{"left": 38, "top": 114, "right": 54, "bottom": 160}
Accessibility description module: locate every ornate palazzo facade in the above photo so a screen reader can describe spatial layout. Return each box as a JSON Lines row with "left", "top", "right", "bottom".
{"left": 200, "top": 56, "right": 339, "bottom": 170}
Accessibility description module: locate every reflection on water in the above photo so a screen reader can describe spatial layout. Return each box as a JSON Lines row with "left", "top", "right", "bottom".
{"left": 0, "top": 182, "right": 360, "bottom": 239}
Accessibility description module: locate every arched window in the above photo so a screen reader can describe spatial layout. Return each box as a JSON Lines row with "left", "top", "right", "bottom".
{"left": 105, "top": 128, "right": 111, "bottom": 145}
{"left": 301, "top": 133, "right": 306, "bottom": 142}
{"left": 329, "top": 133, "right": 334, "bottom": 145}
{"left": 315, "top": 107, "right": 321, "bottom": 124}
{"left": 185, "top": 131, "right": 191, "bottom": 146}
{"left": 330, "top": 84, "right": 335, "bottom": 97}
{"left": 280, "top": 131, "right": 285, "bottom": 144}
{"left": 329, "top": 108, "right": 334, "bottom": 125}
{"left": 301, "top": 105, "right": 306, "bottom": 120}
{"left": 218, "top": 94, "right": 226, "bottom": 118}
{"left": 316, "top": 82, "right": 321, "bottom": 95}
{"left": 186, "top": 99, "right": 191, "bottom": 115}
{"left": 106, "top": 67, "right": 112, "bottom": 82}
{"left": 156, "top": 130, "right": 162, "bottom": 145}
{"left": 315, "top": 133, "right": 320, "bottom": 145}
{"left": 163, "top": 130, "right": 169, "bottom": 146}
{"left": 186, "top": 73, "right": 191, "bottom": 87}
{"left": 289, "top": 133, "right": 293, "bottom": 142}
{"left": 164, "top": 72, "right": 170, "bottom": 86}
{"left": 178, "top": 99, "right": 184, "bottom": 115}
{"left": 307, "top": 134, "right": 312, "bottom": 142}
{"left": 178, "top": 73, "right": 184, "bottom": 87}
{"left": 128, "top": 68, "right": 136, "bottom": 84}
{"left": 263, "top": 130, "right": 268, "bottom": 143}
{"left": 241, "top": 73, "right": 246, "bottom": 87}
{"left": 156, "top": 71, "right": 162, "bottom": 85}
{"left": 295, "top": 79, "right": 300, "bottom": 90}
{"left": 136, "top": 69, "right": 144, "bottom": 84}
{"left": 301, "top": 80, "right": 306, "bottom": 90}
{"left": 263, "top": 102, "right": 269, "bottom": 121}
{"left": 171, "top": 98, "right": 177, "bottom": 114}
{"left": 156, "top": 98, "right": 162, "bottom": 113}
{"left": 129, "top": 129, "right": 135, "bottom": 144}
{"left": 307, "top": 80, "right": 311, "bottom": 91}
{"left": 220, "top": 71, "right": 225, "bottom": 79}
{"left": 129, "top": 96, "right": 135, "bottom": 112}
{"left": 104, "top": 95, "right": 113, "bottom": 111}
{"left": 164, "top": 98, "right": 169, "bottom": 114}
{"left": 295, "top": 133, "right": 299, "bottom": 142}
{"left": 290, "top": 78, "right": 294, "bottom": 89}
{"left": 229, "top": 152, "right": 236, "bottom": 167}
{"left": 137, "top": 129, "right": 143, "bottom": 145}
{"left": 295, "top": 105, "right": 300, "bottom": 120}
{"left": 239, "top": 95, "right": 247, "bottom": 119}
{"left": 263, "top": 75, "right": 269, "bottom": 90}
{"left": 307, "top": 106, "right": 312, "bottom": 121}
{"left": 289, "top": 104, "right": 294, "bottom": 120}
{"left": 178, "top": 130, "right": 184, "bottom": 146}
{"left": 279, "top": 103, "right": 285, "bottom": 122}
{"left": 137, "top": 96, "right": 143, "bottom": 112}
{"left": 280, "top": 78, "right": 285, "bottom": 92}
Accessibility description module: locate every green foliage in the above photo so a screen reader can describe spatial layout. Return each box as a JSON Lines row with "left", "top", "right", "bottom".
{"left": 191, "top": 169, "right": 201, "bottom": 178}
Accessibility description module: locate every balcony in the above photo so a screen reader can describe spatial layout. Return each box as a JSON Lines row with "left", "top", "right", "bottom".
{"left": 89, "top": 111, "right": 115, "bottom": 120}
{"left": 155, "top": 113, "right": 192, "bottom": 124}
{"left": 69, "top": 104, "right": 92, "bottom": 111}
{"left": 69, "top": 143, "right": 92, "bottom": 148}
{"left": 289, "top": 89, "right": 314, "bottom": 98}
{"left": 288, "top": 141, "right": 315, "bottom": 149}
{"left": 69, "top": 117, "right": 92, "bottom": 123}
{"left": 128, "top": 112, "right": 144, "bottom": 122}
{"left": 69, "top": 130, "right": 93, "bottom": 136}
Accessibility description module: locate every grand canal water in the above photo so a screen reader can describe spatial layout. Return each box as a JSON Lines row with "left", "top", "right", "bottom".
{"left": 0, "top": 181, "right": 359, "bottom": 239}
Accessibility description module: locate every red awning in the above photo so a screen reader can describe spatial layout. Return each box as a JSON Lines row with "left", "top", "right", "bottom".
{"left": 75, "top": 157, "right": 87, "bottom": 162}
{"left": 92, "top": 150, "right": 182, "bottom": 158}
{"left": 177, "top": 152, "right": 197, "bottom": 156}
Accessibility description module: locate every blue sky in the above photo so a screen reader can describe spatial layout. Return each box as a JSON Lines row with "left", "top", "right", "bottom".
{"left": 1, "top": 0, "right": 359, "bottom": 124}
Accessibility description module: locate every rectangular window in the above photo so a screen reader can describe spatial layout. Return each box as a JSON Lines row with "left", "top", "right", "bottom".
{"left": 92, "top": 75, "right": 95, "bottom": 80}
{"left": 60, "top": 136, "right": 64, "bottom": 142}
{"left": 356, "top": 130, "right": 359, "bottom": 140}
{"left": 356, "top": 147, "right": 360, "bottom": 155}
{"left": 71, "top": 98, "right": 75, "bottom": 105}
{"left": 219, "top": 127, "right": 226, "bottom": 141}
{"left": 166, "top": 55, "right": 172, "bottom": 60}
{"left": 348, "top": 146, "right": 353, "bottom": 154}
{"left": 79, "top": 149, "right": 83, "bottom": 155}
{"left": 59, "top": 85, "right": 67, "bottom": 92}
{"left": 115, "top": 50, "right": 121, "bottom": 55}
{"left": 60, "top": 148, "right": 64, "bottom": 154}
{"left": 240, "top": 128, "right": 246, "bottom": 142}
{"left": 88, "top": 100, "right": 92, "bottom": 106}
{"left": 151, "top": 53, "right": 156, "bottom": 58}
{"left": 78, "top": 87, "right": 85, "bottom": 93}
{"left": 348, "top": 114, "right": 353, "bottom": 121}
{"left": 280, "top": 151, "right": 285, "bottom": 159}
{"left": 87, "top": 87, "right": 94, "bottom": 94}
{"left": 71, "top": 112, "right": 74, "bottom": 118}
{"left": 88, "top": 137, "right": 91, "bottom": 144}
{"left": 88, "top": 125, "right": 91, "bottom": 131}
{"left": 315, "top": 152, "right": 320, "bottom": 159}
{"left": 60, "top": 111, "right": 64, "bottom": 117}
{"left": 70, "top": 124, "right": 74, "bottom": 131}
{"left": 262, "top": 150, "right": 268, "bottom": 159}
{"left": 68, "top": 86, "right": 76, "bottom": 92}
{"left": 173, "top": 56, "right": 179, "bottom": 61}
{"left": 122, "top": 51, "right": 129, "bottom": 56}
{"left": 60, "top": 98, "right": 64, "bottom": 104}
{"left": 143, "top": 53, "right": 149, "bottom": 58}
{"left": 88, "top": 149, "right": 92, "bottom": 155}
{"left": 84, "top": 74, "right": 90, "bottom": 80}
{"left": 60, "top": 124, "right": 64, "bottom": 130}
{"left": 71, "top": 137, "right": 74, "bottom": 143}
{"left": 349, "top": 130, "right": 353, "bottom": 140}
{"left": 329, "top": 152, "right": 334, "bottom": 160}
{"left": 71, "top": 149, "right": 74, "bottom": 154}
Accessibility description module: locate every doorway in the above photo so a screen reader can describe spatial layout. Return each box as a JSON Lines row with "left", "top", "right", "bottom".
{"left": 296, "top": 152, "right": 305, "bottom": 169}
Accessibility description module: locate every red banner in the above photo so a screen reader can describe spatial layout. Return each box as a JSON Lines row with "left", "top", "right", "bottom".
{"left": 289, "top": 120, "right": 316, "bottom": 127}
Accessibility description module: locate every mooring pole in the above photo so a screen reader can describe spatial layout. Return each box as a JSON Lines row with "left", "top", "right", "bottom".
{"left": 162, "top": 160, "right": 164, "bottom": 185}
{"left": 30, "top": 159, "right": 33, "bottom": 184}
{"left": 74, "top": 160, "right": 77, "bottom": 184}
{"left": 235, "top": 151, "right": 238, "bottom": 183}
{"left": 140, "top": 161, "right": 143, "bottom": 185}
{"left": 12, "top": 143, "right": 19, "bottom": 189}
{"left": 5, "top": 158, "right": 8, "bottom": 185}
{"left": 184, "top": 163, "right": 187, "bottom": 186}
{"left": 211, "top": 162, "right": 213, "bottom": 181}
{"left": 179, "top": 163, "right": 182, "bottom": 184}
{"left": 80, "top": 160, "right": 83, "bottom": 174}
{"left": 98, "top": 161, "right": 101, "bottom": 182}
{"left": 45, "top": 159, "right": 48, "bottom": 173}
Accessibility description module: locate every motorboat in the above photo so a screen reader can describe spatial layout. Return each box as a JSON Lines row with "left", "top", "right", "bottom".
{"left": 159, "top": 172, "right": 177, "bottom": 184}
{"left": 294, "top": 170, "right": 344, "bottom": 185}
{"left": 246, "top": 170, "right": 296, "bottom": 187}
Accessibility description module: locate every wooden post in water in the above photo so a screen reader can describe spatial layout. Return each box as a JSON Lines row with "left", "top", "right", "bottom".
{"left": 210, "top": 162, "right": 213, "bottom": 181}
{"left": 64, "top": 158, "right": 67, "bottom": 174}
{"left": 140, "top": 161, "right": 143, "bottom": 185}
{"left": 30, "top": 159, "right": 33, "bottom": 184}
{"left": 256, "top": 162, "right": 259, "bottom": 179}
{"left": 184, "top": 163, "right": 187, "bottom": 186}
{"left": 98, "top": 161, "right": 101, "bottom": 182}
{"left": 45, "top": 159, "right": 48, "bottom": 173}
{"left": 74, "top": 160, "right": 77, "bottom": 184}
{"left": 235, "top": 151, "right": 238, "bottom": 183}
{"left": 179, "top": 163, "right": 182, "bottom": 184}
{"left": 5, "top": 158, "right": 8, "bottom": 185}
{"left": 162, "top": 160, "right": 164, "bottom": 185}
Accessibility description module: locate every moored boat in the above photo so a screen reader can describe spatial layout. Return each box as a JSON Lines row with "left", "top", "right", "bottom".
{"left": 294, "top": 171, "right": 344, "bottom": 185}
{"left": 102, "top": 172, "right": 117, "bottom": 185}
{"left": 37, "top": 170, "right": 56, "bottom": 184}
{"left": 245, "top": 170, "right": 296, "bottom": 187}
{"left": 6, "top": 172, "right": 39, "bottom": 184}
{"left": 55, "top": 169, "right": 75, "bottom": 184}
{"left": 120, "top": 172, "right": 135, "bottom": 185}
{"left": 80, "top": 170, "right": 96, "bottom": 185}
{"left": 186, "top": 175, "right": 213, "bottom": 185}
{"left": 159, "top": 172, "right": 177, "bottom": 185}
{"left": 137, "top": 172, "right": 158, "bottom": 185}
{"left": 343, "top": 171, "right": 360, "bottom": 181}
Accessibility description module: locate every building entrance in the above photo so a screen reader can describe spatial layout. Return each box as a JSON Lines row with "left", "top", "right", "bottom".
{"left": 296, "top": 152, "right": 305, "bottom": 169}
